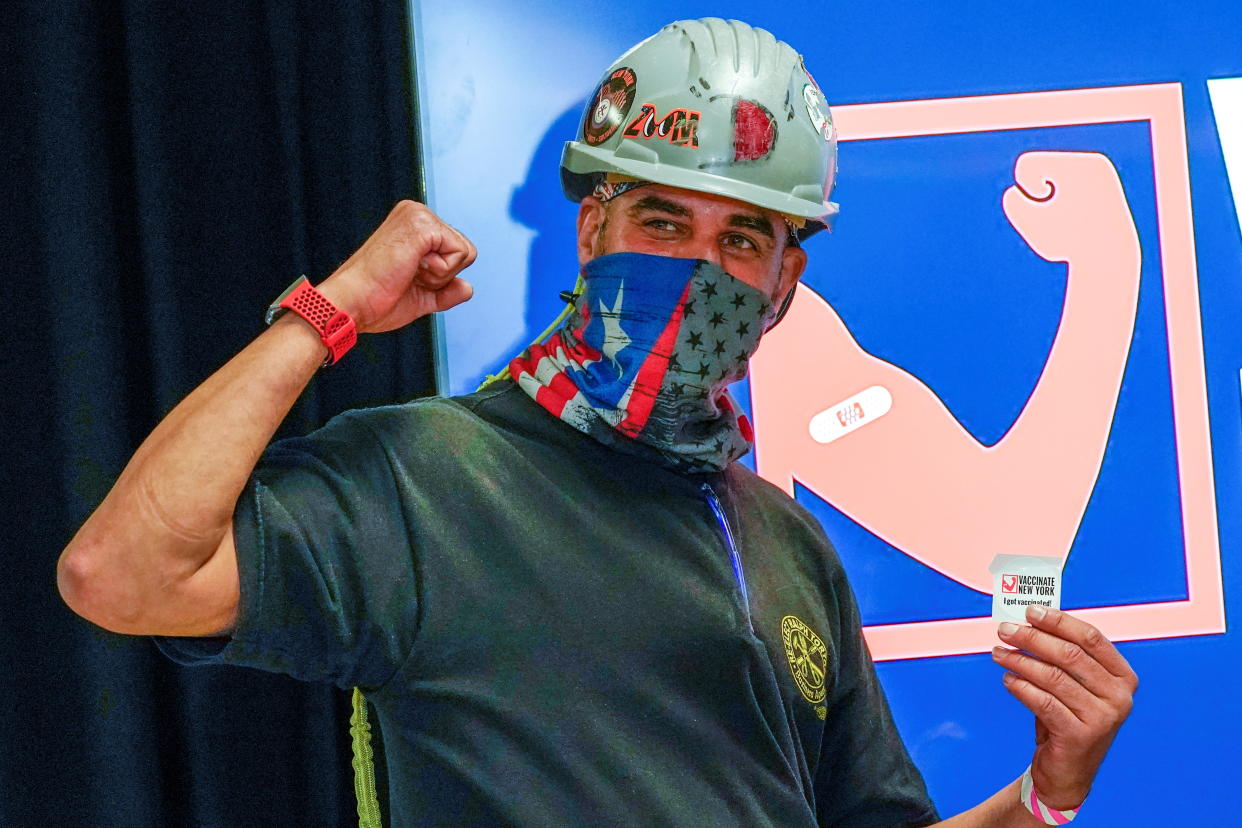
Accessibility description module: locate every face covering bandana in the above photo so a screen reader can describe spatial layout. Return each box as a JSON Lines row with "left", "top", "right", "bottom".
{"left": 508, "top": 252, "right": 776, "bottom": 473}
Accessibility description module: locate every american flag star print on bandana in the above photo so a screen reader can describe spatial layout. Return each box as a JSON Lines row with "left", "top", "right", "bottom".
{"left": 509, "top": 253, "right": 774, "bottom": 473}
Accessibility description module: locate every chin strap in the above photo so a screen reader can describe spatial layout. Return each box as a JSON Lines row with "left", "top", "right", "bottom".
{"left": 348, "top": 275, "right": 587, "bottom": 826}
{"left": 769, "top": 284, "right": 797, "bottom": 329}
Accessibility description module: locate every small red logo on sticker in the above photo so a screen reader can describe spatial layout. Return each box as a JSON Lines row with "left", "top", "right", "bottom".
{"left": 1001, "top": 574, "right": 1018, "bottom": 594}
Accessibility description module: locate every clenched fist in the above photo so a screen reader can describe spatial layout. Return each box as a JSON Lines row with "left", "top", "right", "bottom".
{"left": 319, "top": 200, "right": 477, "bottom": 334}
{"left": 1002, "top": 151, "right": 1140, "bottom": 266}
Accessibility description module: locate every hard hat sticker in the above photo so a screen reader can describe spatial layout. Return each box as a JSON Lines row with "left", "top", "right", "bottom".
{"left": 584, "top": 67, "right": 638, "bottom": 146}
{"left": 803, "top": 84, "right": 834, "bottom": 142}
{"left": 623, "top": 103, "right": 701, "bottom": 148}
{"left": 625, "top": 103, "right": 705, "bottom": 148}
{"left": 733, "top": 99, "right": 777, "bottom": 162}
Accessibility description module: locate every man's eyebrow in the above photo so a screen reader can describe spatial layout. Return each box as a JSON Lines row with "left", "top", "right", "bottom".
{"left": 627, "top": 196, "right": 777, "bottom": 241}
{"left": 727, "top": 212, "right": 776, "bottom": 240}
{"left": 627, "top": 195, "right": 692, "bottom": 218}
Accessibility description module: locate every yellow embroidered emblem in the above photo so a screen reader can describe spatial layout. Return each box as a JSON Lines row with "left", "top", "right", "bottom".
{"left": 780, "top": 615, "right": 829, "bottom": 705}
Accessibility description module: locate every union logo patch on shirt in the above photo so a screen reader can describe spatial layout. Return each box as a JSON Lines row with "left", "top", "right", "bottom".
{"left": 780, "top": 615, "right": 829, "bottom": 710}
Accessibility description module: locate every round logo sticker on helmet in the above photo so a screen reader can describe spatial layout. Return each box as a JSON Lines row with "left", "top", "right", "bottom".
{"left": 802, "top": 84, "right": 834, "bottom": 143}
{"left": 584, "top": 66, "right": 638, "bottom": 146}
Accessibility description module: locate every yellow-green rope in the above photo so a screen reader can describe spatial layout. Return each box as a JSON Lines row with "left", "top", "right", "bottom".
{"left": 477, "top": 274, "right": 585, "bottom": 390}
{"left": 350, "top": 687, "right": 382, "bottom": 828}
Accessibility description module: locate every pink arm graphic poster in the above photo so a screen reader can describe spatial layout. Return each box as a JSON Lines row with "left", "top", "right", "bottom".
{"left": 750, "top": 85, "right": 1225, "bottom": 660}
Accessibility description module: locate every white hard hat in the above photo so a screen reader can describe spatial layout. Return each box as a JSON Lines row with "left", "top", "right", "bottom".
{"left": 561, "top": 17, "right": 839, "bottom": 239}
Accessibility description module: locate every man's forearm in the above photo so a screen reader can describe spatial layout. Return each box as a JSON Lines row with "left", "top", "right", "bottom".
{"left": 57, "top": 308, "right": 329, "bottom": 627}
{"left": 57, "top": 201, "right": 478, "bottom": 635}
{"left": 933, "top": 777, "right": 1050, "bottom": 828}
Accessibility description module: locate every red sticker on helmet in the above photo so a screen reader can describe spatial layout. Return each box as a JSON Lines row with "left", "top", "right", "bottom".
{"left": 583, "top": 67, "right": 637, "bottom": 146}
{"left": 733, "top": 99, "right": 776, "bottom": 162}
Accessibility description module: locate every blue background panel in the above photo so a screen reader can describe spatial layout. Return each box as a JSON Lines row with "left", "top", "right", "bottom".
{"left": 412, "top": 0, "right": 1242, "bottom": 822}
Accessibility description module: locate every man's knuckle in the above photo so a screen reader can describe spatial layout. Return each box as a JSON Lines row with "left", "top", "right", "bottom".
{"left": 395, "top": 200, "right": 432, "bottom": 228}
{"left": 1061, "top": 641, "right": 1084, "bottom": 665}
{"left": 1082, "top": 625, "right": 1103, "bottom": 650}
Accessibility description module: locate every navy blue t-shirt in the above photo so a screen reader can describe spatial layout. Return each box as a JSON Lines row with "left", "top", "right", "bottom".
{"left": 158, "top": 382, "right": 938, "bottom": 827}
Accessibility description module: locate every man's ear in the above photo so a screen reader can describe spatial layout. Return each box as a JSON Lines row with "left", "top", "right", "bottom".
{"left": 775, "top": 244, "right": 807, "bottom": 303}
{"left": 766, "top": 244, "right": 807, "bottom": 330}
{"left": 576, "top": 197, "right": 606, "bottom": 267}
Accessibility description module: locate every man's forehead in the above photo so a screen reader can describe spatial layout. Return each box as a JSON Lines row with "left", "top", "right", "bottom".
{"left": 615, "top": 184, "right": 779, "bottom": 229}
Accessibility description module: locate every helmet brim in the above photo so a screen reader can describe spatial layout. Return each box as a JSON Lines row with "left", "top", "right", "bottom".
{"left": 561, "top": 141, "right": 837, "bottom": 237}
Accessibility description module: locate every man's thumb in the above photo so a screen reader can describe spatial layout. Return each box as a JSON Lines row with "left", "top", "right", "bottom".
{"left": 434, "top": 278, "right": 474, "bottom": 312}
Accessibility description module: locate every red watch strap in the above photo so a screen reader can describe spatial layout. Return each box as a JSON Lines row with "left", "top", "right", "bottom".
{"left": 274, "top": 278, "right": 357, "bottom": 365}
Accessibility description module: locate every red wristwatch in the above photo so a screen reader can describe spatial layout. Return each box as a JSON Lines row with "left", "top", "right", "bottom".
{"left": 265, "top": 276, "right": 358, "bottom": 366}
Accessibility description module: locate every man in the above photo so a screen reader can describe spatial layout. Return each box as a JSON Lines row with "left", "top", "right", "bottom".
{"left": 58, "top": 18, "right": 1135, "bottom": 827}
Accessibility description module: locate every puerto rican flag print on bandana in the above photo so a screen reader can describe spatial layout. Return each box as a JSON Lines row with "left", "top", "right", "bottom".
{"left": 509, "top": 253, "right": 774, "bottom": 473}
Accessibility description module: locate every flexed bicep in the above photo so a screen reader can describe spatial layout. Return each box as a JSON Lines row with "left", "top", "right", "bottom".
{"left": 752, "top": 151, "right": 1140, "bottom": 593}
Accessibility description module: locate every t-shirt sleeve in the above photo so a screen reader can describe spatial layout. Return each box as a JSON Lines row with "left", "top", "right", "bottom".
{"left": 154, "top": 410, "right": 420, "bottom": 691}
{"left": 814, "top": 568, "right": 940, "bottom": 827}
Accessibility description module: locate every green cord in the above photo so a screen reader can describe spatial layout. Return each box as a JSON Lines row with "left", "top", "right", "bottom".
{"left": 349, "top": 276, "right": 583, "bottom": 826}
{"left": 478, "top": 274, "right": 585, "bottom": 389}
{"left": 350, "top": 687, "right": 383, "bottom": 828}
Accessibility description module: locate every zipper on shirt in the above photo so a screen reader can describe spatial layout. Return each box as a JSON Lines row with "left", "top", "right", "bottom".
{"left": 701, "top": 482, "right": 753, "bottom": 632}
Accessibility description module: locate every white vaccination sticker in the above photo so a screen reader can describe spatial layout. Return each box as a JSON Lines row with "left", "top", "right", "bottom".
{"left": 802, "top": 83, "right": 834, "bottom": 142}
{"left": 988, "top": 554, "right": 1065, "bottom": 624}
{"left": 808, "top": 385, "right": 892, "bottom": 444}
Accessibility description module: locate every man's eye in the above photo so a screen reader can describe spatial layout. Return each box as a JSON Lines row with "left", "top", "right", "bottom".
{"left": 723, "top": 233, "right": 757, "bottom": 251}
{"left": 644, "top": 219, "right": 679, "bottom": 232}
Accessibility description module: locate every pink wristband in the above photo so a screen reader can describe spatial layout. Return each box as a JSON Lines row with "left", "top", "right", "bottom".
{"left": 1020, "top": 765, "right": 1080, "bottom": 824}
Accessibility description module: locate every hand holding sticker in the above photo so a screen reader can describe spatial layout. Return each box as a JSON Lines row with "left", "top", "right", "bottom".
{"left": 992, "top": 605, "right": 1138, "bottom": 813}
{"left": 988, "top": 553, "right": 1138, "bottom": 813}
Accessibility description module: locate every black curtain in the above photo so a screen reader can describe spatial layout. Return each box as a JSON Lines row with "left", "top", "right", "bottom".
{"left": 1, "top": 3, "right": 433, "bottom": 825}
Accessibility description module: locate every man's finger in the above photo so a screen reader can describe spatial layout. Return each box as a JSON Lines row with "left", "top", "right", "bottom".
{"left": 418, "top": 248, "right": 471, "bottom": 287}
{"left": 415, "top": 254, "right": 453, "bottom": 286}
{"left": 996, "top": 621, "right": 1115, "bottom": 699}
{"left": 433, "top": 278, "right": 474, "bottom": 312}
{"left": 423, "top": 229, "right": 475, "bottom": 277}
{"left": 1026, "top": 606, "right": 1139, "bottom": 690}
{"left": 444, "top": 223, "right": 478, "bottom": 266}
{"left": 1001, "top": 671, "right": 1081, "bottom": 734}
{"left": 993, "top": 646, "right": 1098, "bottom": 721}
